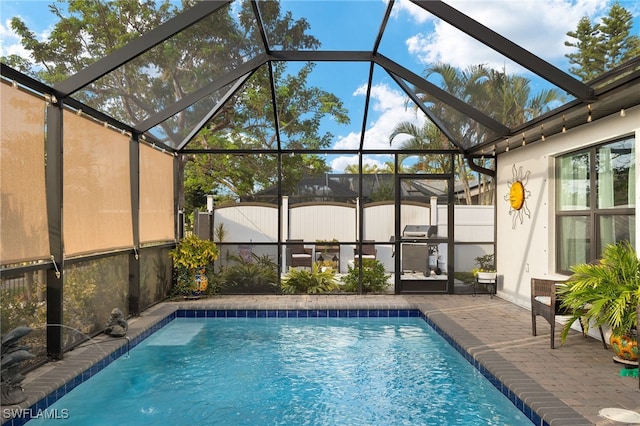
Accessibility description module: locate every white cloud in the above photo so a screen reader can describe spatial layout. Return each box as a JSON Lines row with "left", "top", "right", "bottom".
{"left": 333, "top": 82, "right": 426, "bottom": 151}
{"left": 329, "top": 155, "right": 354, "bottom": 173}
{"left": 0, "top": 9, "right": 55, "bottom": 63}
{"left": 391, "top": 0, "right": 432, "bottom": 24}
{"left": 394, "top": 0, "right": 611, "bottom": 73}
{"left": 0, "top": 18, "right": 30, "bottom": 58}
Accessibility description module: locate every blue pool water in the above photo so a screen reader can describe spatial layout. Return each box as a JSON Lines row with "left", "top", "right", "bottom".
{"left": 30, "top": 316, "right": 532, "bottom": 425}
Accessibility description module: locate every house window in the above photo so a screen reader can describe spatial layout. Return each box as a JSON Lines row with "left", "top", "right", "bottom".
{"left": 556, "top": 136, "right": 635, "bottom": 274}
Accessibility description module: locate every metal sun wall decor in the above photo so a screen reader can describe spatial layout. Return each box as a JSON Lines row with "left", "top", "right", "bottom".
{"left": 505, "top": 164, "right": 531, "bottom": 228}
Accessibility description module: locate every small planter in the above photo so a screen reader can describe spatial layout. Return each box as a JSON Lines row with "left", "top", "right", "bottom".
{"left": 476, "top": 271, "right": 497, "bottom": 281}
{"left": 195, "top": 270, "right": 208, "bottom": 292}
{"left": 610, "top": 332, "right": 638, "bottom": 362}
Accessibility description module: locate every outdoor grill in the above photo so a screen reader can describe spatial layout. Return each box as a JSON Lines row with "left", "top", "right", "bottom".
{"left": 400, "top": 225, "right": 439, "bottom": 274}
{"left": 401, "top": 225, "right": 436, "bottom": 241}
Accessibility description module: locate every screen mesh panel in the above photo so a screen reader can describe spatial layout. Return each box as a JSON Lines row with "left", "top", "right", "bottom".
{"left": 139, "top": 143, "right": 174, "bottom": 243}
{"left": 0, "top": 83, "right": 49, "bottom": 265}
{"left": 63, "top": 111, "right": 133, "bottom": 256}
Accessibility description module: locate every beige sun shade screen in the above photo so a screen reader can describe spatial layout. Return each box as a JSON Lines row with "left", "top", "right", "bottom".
{"left": 0, "top": 82, "right": 50, "bottom": 265}
{"left": 63, "top": 111, "right": 133, "bottom": 257}
{"left": 139, "top": 143, "right": 174, "bottom": 244}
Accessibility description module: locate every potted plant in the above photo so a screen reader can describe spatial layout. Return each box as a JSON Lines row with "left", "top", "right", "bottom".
{"left": 169, "top": 235, "right": 219, "bottom": 298}
{"left": 473, "top": 253, "right": 497, "bottom": 281}
{"left": 558, "top": 241, "right": 639, "bottom": 361}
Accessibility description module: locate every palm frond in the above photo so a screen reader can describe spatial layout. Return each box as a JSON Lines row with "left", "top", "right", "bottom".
{"left": 559, "top": 241, "right": 640, "bottom": 341}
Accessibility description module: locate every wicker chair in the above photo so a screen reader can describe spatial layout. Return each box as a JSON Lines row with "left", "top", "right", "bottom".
{"left": 286, "top": 240, "right": 313, "bottom": 269}
{"left": 531, "top": 278, "right": 606, "bottom": 349}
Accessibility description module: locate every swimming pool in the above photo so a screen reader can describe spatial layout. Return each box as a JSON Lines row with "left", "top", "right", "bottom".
{"left": 26, "top": 313, "right": 532, "bottom": 425}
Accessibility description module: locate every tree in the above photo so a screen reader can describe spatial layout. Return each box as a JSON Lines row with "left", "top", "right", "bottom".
{"left": 403, "top": 63, "right": 563, "bottom": 205}
{"left": 184, "top": 60, "right": 345, "bottom": 207}
{"left": 565, "top": 2, "right": 640, "bottom": 81}
{"left": 388, "top": 121, "right": 471, "bottom": 203}
{"left": 4, "top": 0, "right": 349, "bottom": 213}
{"left": 564, "top": 16, "right": 606, "bottom": 81}
{"left": 481, "top": 67, "right": 564, "bottom": 127}
{"left": 389, "top": 122, "right": 452, "bottom": 172}
{"left": 344, "top": 163, "right": 379, "bottom": 174}
{"left": 600, "top": 2, "right": 640, "bottom": 69}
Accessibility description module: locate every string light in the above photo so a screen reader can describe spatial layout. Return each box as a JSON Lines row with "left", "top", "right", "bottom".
{"left": 520, "top": 106, "right": 619, "bottom": 137}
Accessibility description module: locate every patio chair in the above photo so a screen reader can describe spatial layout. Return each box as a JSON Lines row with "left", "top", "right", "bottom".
{"left": 353, "top": 241, "right": 377, "bottom": 266}
{"left": 531, "top": 278, "right": 606, "bottom": 349}
{"left": 286, "top": 239, "right": 313, "bottom": 269}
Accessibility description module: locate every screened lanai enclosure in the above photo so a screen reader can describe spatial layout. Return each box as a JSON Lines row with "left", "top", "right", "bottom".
{"left": 2, "top": 0, "right": 638, "bottom": 363}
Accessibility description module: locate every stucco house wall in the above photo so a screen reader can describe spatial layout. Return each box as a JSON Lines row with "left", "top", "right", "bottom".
{"left": 496, "top": 105, "right": 640, "bottom": 309}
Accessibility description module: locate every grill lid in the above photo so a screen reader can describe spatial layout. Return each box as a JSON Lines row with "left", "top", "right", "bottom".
{"left": 402, "top": 225, "right": 436, "bottom": 238}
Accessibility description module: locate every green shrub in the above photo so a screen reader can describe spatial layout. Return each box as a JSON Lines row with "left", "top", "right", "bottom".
{"left": 169, "top": 235, "right": 219, "bottom": 270}
{"left": 281, "top": 263, "right": 340, "bottom": 294}
{"left": 341, "top": 259, "right": 391, "bottom": 293}
{"left": 559, "top": 241, "right": 640, "bottom": 341}
{"left": 221, "top": 253, "right": 278, "bottom": 294}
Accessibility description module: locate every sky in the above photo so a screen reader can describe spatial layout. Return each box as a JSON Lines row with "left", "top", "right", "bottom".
{"left": 1, "top": 0, "right": 639, "bottom": 172}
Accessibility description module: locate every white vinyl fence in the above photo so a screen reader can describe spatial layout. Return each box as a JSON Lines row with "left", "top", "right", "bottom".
{"left": 198, "top": 199, "right": 494, "bottom": 273}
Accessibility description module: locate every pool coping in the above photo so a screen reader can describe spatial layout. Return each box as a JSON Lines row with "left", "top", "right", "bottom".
{"left": 1, "top": 296, "right": 591, "bottom": 426}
